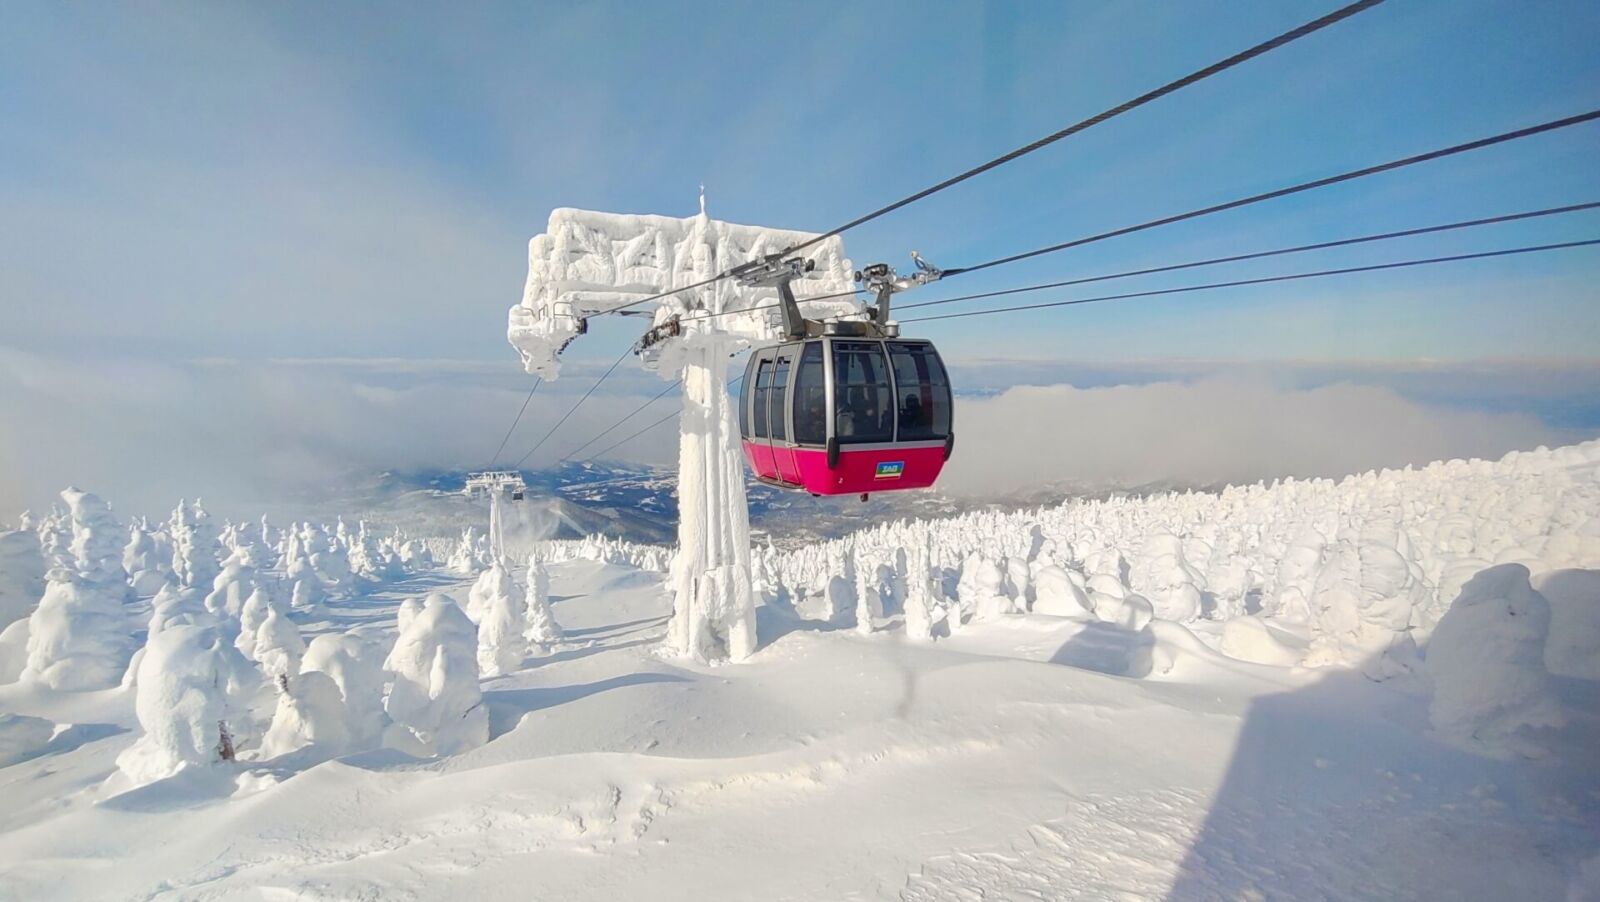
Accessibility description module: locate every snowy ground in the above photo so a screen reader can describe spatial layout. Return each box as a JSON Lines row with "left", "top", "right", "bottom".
{"left": 1, "top": 552, "right": 1596, "bottom": 900}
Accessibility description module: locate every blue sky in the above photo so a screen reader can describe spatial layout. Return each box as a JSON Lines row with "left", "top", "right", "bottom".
{"left": 2, "top": 0, "right": 1598, "bottom": 515}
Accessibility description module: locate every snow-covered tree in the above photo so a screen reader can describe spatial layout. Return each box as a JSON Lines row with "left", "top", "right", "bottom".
{"left": 1301, "top": 535, "right": 1426, "bottom": 678}
{"left": 123, "top": 522, "right": 169, "bottom": 597}
{"left": 523, "top": 553, "right": 563, "bottom": 647}
{"left": 169, "top": 500, "right": 220, "bottom": 590}
{"left": 1129, "top": 533, "right": 1203, "bottom": 623}
{"left": 302, "top": 631, "right": 388, "bottom": 749}
{"left": 447, "top": 527, "right": 485, "bottom": 576}
{"left": 63, "top": 488, "right": 125, "bottom": 584}
{"left": 0, "top": 529, "right": 45, "bottom": 632}
{"left": 1426, "top": 564, "right": 1562, "bottom": 757}
{"left": 19, "top": 490, "right": 136, "bottom": 690}
{"left": 1005, "top": 556, "right": 1032, "bottom": 611}
{"left": 311, "top": 543, "right": 353, "bottom": 594}
{"left": 115, "top": 624, "right": 261, "bottom": 786}
{"left": 854, "top": 552, "right": 881, "bottom": 635}
{"left": 123, "top": 583, "right": 215, "bottom": 688}
{"left": 1033, "top": 563, "right": 1093, "bottom": 617}
{"left": 382, "top": 593, "right": 488, "bottom": 757}
{"left": 903, "top": 537, "right": 935, "bottom": 642}
{"left": 252, "top": 606, "right": 305, "bottom": 679}
{"left": 966, "top": 556, "right": 1013, "bottom": 622}
{"left": 204, "top": 551, "right": 261, "bottom": 625}
{"left": 477, "top": 567, "right": 528, "bottom": 678}
{"left": 36, "top": 507, "right": 72, "bottom": 570}
{"left": 259, "top": 670, "right": 351, "bottom": 758}
{"left": 466, "top": 563, "right": 515, "bottom": 625}
{"left": 235, "top": 586, "right": 275, "bottom": 661}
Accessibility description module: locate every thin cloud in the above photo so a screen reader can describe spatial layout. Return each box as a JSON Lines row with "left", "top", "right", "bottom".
{"left": 939, "top": 378, "right": 1569, "bottom": 497}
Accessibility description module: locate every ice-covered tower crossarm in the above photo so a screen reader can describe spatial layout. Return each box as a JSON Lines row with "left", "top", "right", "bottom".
{"left": 507, "top": 207, "right": 859, "bottom": 662}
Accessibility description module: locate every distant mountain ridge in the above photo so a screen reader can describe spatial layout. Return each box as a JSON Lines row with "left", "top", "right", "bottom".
{"left": 340, "top": 463, "right": 1216, "bottom": 549}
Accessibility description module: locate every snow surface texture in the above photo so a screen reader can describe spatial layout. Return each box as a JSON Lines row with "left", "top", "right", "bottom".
{"left": 0, "top": 441, "right": 1595, "bottom": 899}
{"left": 0, "top": 713, "right": 53, "bottom": 767}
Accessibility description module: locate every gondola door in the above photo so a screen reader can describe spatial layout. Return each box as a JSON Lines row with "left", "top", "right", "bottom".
{"left": 767, "top": 347, "right": 802, "bottom": 485}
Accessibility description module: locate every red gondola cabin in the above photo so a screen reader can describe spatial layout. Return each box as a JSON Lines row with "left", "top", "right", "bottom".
{"left": 739, "top": 336, "right": 953, "bottom": 497}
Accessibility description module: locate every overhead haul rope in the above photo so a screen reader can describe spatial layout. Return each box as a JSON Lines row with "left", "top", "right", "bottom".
{"left": 565, "top": 240, "right": 1598, "bottom": 465}
{"left": 500, "top": 2, "right": 1383, "bottom": 461}
{"left": 898, "top": 239, "right": 1600, "bottom": 323}
{"left": 739, "top": 110, "right": 1600, "bottom": 318}
{"left": 939, "top": 109, "right": 1600, "bottom": 278}
{"left": 582, "top": 409, "right": 682, "bottom": 462}
{"left": 583, "top": 376, "right": 746, "bottom": 462}
{"left": 595, "top": 0, "right": 1386, "bottom": 318}
{"left": 487, "top": 376, "right": 541, "bottom": 470}
{"left": 779, "top": 0, "right": 1386, "bottom": 258}
{"left": 511, "top": 344, "right": 634, "bottom": 469}
{"left": 578, "top": 239, "right": 1600, "bottom": 459}
{"left": 897, "top": 201, "right": 1600, "bottom": 313}
{"left": 560, "top": 378, "right": 683, "bottom": 462}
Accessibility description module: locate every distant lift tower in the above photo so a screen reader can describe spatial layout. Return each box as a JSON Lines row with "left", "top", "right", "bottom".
{"left": 463, "top": 470, "right": 526, "bottom": 564}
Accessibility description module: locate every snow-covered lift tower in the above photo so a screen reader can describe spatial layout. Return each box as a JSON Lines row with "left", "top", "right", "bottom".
{"left": 506, "top": 203, "right": 863, "bottom": 662}
{"left": 463, "top": 470, "right": 526, "bottom": 565}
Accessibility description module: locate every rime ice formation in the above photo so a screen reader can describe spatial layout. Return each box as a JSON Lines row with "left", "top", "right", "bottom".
{"left": 1033, "top": 563, "right": 1093, "bottom": 617}
{"left": 1427, "top": 564, "right": 1562, "bottom": 756}
{"left": 1130, "top": 534, "right": 1203, "bottom": 622}
{"left": 62, "top": 489, "right": 125, "bottom": 585}
{"left": 854, "top": 552, "right": 882, "bottom": 635}
{"left": 122, "top": 523, "right": 168, "bottom": 596}
{"left": 169, "top": 500, "right": 220, "bottom": 590}
{"left": 903, "top": 537, "right": 936, "bottom": 641}
{"left": 755, "top": 439, "right": 1599, "bottom": 678}
{"left": 116, "top": 624, "right": 262, "bottom": 786}
{"left": 20, "top": 490, "right": 136, "bottom": 690}
{"left": 1540, "top": 569, "right": 1600, "bottom": 679}
{"left": 1301, "top": 535, "right": 1427, "bottom": 679}
{"left": 506, "top": 208, "right": 856, "bottom": 381}
{"left": 466, "top": 563, "right": 515, "bottom": 625}
{"left": 260, "top": 670, "right": 352, "bottom": 758}
{"left": 476, "top": 565, "right": 528, "bottom": 677}
{"left": 302, "top": 632, "right": 388, "bottom": 749}
{"left": 0, "top": 620, "right": 30, "bottom": 684}
{"left": 507, "top": 207, "right": 859, "bottom": 664}
{"left": 0, "top": 530, "right": 45, "bottom": 631}
{"left": 123, "top": 583, "right": 215, "bottom": 689}
{"left": 204, "top": 553, "right": 262, "bottom": 624}
{"left": 448, "top": 527, "right": 487, "bottom": 576}
{"left": 523, "top": 553, "right": 563, "bottom": 647}
{"left": 252, "top": 606, "right": 306, "bottom": 680}
{"left": 382, "top": 593, "right": 488, "bottom": 757}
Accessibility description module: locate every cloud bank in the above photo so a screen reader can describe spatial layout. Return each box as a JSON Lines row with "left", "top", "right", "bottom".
{"left": 1, "top": 347, "right": 1588, "bottom": 522}
{"left": 0, "top": 349, "right": 681, "bottom": 522}
{"left": 939, "top": 379, "right": 1567, "bottom": 497}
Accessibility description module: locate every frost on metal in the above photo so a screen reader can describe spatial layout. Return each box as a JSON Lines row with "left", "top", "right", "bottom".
{"left": 507, "top": 206, "right": 859, "bottom": 663}
{"left": 507, "top": 207, "right": 858, "bottom": 380}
